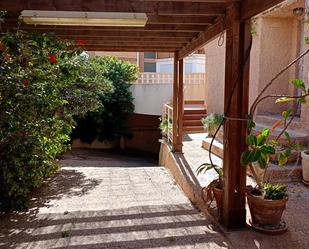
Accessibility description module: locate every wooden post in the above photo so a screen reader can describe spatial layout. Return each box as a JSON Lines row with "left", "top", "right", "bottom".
{"left": 172, "top": 52, "right": 179, "bottom": 151}
{"left": 222, "top": 3, "right": 251, "bottom": 229}
{"left": 177, "top": 58, "right": 184, "bottom": 153}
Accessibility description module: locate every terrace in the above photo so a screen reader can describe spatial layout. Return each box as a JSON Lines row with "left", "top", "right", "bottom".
{"left": 0, "top": 0, "right": 296, "bottom": 231}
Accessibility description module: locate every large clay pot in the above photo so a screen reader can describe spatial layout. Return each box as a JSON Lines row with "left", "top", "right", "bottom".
{"left": 212, "top": 187, "right": 223, "bottom": 211}
{"left": 301, "top": 150, "right": 309, "bottom": 182}
{"left": 247, "top": 191, "right": 288, "bottom": 227}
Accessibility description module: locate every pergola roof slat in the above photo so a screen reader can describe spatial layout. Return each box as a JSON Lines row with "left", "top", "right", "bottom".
{"left": 0, "top": 0, "right": 286, "bottom": 53}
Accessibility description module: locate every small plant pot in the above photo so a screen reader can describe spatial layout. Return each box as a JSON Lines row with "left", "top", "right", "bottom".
{"left": 301, "top": 150, "right": 309, "bottom": 183}
{"left": 212, "top": 187, "right": 223, "bottom": 211}
{"left": 247, "top": 191, "right": 288, "bottom": 227}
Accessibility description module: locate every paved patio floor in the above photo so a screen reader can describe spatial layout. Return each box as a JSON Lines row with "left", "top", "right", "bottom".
{"left": 1, "top": 147, "right": 308, "bottom": 249}
{"left": 0, "top": 149, "right": 234, "bottom": 249}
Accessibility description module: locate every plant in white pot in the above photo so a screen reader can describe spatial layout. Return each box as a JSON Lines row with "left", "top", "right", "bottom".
{"left": 301, "top": 150, "right": 309, "bottom": 186}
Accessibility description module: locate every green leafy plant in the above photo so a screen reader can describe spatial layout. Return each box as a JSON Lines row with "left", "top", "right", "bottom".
{"left": 241, "top": 77, "right": 309, "bottom": 192}
{"left": 159, "top": 117, "right": 172, "bottom": 136}
{"left": 202, "top": 113, "right": 224, "bottom": 137}
{"left": 198, "top": 48, "right": 309, "bottom": 202}
{"left": 197, "top": 163, "right": 223, "bottom": 188}
{"left": 263, "top": 183, "right": 287, "bottom": 200}
{"left": 72, "top": 56, "right": 138, "bottom": 143}
{"left": 0, "top": 31, "right": 111, "bottom": 211}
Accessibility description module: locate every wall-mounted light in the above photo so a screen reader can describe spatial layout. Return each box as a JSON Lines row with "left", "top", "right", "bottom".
{"left": 20, "top": 10, "right": 148, "bottom": 27}
{"left": 293, "top": 7, "right": 305, "bottom": 17}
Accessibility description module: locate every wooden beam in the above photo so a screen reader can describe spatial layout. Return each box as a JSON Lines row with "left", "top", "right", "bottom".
{"left": 147, "top": 15, "right": 215, "bottom": 25}
{"left": 2, "top": 22, "right": 207, "bottom": 32}
{"left": 241, "top": 0, "right": 286, "bottom": 20}
{"left": 83, "top": 46, "right": 178, "bottom": 52}
{"left": 143, "top": 0, "right": 237, "bottom": 2}
{"left": 0, "top": 1, "right": 226, "bottom": 16}
{"left": 178, "top": 18, "right": 224, "bottom": 59}
{"left": 222, "top": 3, "right": 250, "bottom": 229}
{"left": 1, "top": 29, "right": 197, "bottom": 38}
{"left": 157, "top": 2, "right": 226, "bottom": 16}
{"left": 172, "top": 52, "right": 179, "bottom": 152}
{"left": 177, "top": 58, "right": 184, "bottom": 153}
{"left": 82, "top": 43, "right": 182, "bottom": 49}
{"left": 68, "top": 37, "right": 191, "bottom": 43}
{"left": 81, "top": 40, "right": 186, "bottom": 46}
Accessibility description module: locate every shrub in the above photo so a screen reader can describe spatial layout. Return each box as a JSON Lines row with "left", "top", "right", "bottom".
{"left": 0, "top": 31, "right": 111, "bottom": 211}
{"left": 202, "top": 113, "right": 224, "bottom": 137}
{"left": 72, "top": 56, "right": 138, "bottom": 143}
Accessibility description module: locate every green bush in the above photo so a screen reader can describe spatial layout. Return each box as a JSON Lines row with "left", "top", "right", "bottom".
{"left": 72, "top": 56, "right": 138, "bottom": 143}
{"left": 0, "top": 31, "right": 111, "bottom": 211}
{"left": 202, "top": 113, "right": 224, "bottom": 137}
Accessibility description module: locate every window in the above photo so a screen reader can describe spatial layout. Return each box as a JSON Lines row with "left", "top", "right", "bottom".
{"left": 144, "top": 52, "right": 156, "bottom": 59}
{"left": 144, "top": 62, "right": 156, "bottom": 72}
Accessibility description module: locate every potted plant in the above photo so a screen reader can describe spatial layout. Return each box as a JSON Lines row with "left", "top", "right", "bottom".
{"left": 198, "top": 73, "right": 309, "bottom": 232}
{"left": 301, "top": 150, "right": 309, "bottom": 186}
{"left": 202, "top": 113, "right": 224, "bottom": 137}
{"left": 240, "top": 77, "right": 309, "bottom": 233}
{"left": 197, "top": 163, "right": 223, "bottom": 216}
{"left": 159, "top": 117, "right": 172, "bottom": 138}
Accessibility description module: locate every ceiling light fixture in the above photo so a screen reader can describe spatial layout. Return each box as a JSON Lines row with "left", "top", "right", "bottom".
{"left": 20, "top": 10, "right": 148, "bottom": 27}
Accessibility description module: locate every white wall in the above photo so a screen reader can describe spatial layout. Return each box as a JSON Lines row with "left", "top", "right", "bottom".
{"left": 131, "top": 84, "right": 173, "bottom": 115}
{"left": 156, "top": 55, "right": 206, "bottom": 73}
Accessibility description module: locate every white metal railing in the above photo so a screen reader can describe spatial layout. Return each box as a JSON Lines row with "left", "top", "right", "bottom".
{"left": 135, "top": 73, "right": 205, "bottom": 85}
{"left": 162, "top": 103, "right": 173, "bottom": 144}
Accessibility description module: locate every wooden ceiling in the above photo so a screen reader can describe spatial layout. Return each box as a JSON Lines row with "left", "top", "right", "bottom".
{"left": 0, "top": 0, "right": 285, "bottom": 58}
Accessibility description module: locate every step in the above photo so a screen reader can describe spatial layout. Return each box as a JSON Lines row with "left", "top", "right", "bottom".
{"left": 183, "top": 120, "right": 203, "bottom": 127}
{"left": 184, "top": 108, "right": 207, "bottom": 115}
{"left": 183, "top": 126, "right": 205, "bottom": 132}
{"left": 202, "top": 137, "right": 303, "bottom": 183}
{"left": 183, "top": 114, "right": 207, "bottom": 121}
{"left": 202, "top": 137, "right": 223, "bottom": 158}
{"left": 264, "top": 162, "right": 302, "bottom": 183}
{"left": 184, "top": 100, "right": 205, "bottom": 105}
{"left": 254, "top": 123, "right": 308, "bottom": 146}
{"left": 255, "top": 114, "right": 304, "bottom": 132}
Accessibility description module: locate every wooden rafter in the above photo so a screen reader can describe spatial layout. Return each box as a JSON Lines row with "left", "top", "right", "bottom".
{"left": 0, "top": 1, "right": 227, "bottom": 16}
{"left": 0, "top": 0, "right": 286, "bottom": 53}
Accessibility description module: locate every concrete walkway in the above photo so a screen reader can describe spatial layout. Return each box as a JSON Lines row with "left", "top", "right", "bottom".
{"left": 0, "top": 149, "right": 234, "bottom": 249}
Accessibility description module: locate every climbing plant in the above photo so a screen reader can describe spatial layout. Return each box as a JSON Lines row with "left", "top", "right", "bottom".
{"left": 0, "top": 31, "right": 112, "bottom": 211}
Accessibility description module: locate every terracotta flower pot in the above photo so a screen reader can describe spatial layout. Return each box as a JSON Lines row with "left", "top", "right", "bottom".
{"left": 212, "top": 187, "right": 223, "bottom": 211}
{"left": 301, "top": 150, "right": 309, "bottom": 182}
{"left": 247, "top": 191, "right": 288, "bottom": 227}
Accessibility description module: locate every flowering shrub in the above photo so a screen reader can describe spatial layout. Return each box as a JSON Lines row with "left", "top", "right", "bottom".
{"left": 0, "top": 31, "right": 112, "bottom": 211}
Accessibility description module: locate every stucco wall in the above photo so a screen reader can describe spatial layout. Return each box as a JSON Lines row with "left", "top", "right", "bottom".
{"left": 131, "top": 84, "right": 173, "bottom": 115}
{"left": 203, "top": 16, "right": 300, "bottom": 116}
{"left": 204, "top": 34, "right": 226, "bottom": 114}
{"left": 131, "top": 83, "right": 205, "bottom": 116}
{"left": 253, "top": 17, "right": 298, "bottom": 115}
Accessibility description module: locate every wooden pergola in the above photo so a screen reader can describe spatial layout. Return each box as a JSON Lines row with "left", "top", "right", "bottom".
{"left": 1, "top": 0, "right": 286, "bottom": 229}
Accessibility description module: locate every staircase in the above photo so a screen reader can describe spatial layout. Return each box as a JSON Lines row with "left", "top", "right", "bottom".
{"left": 183, "top": 100, "right": 207, "bottom": 133}
{"left": 253, "top": 114, "right": 309, "bottom": 183}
